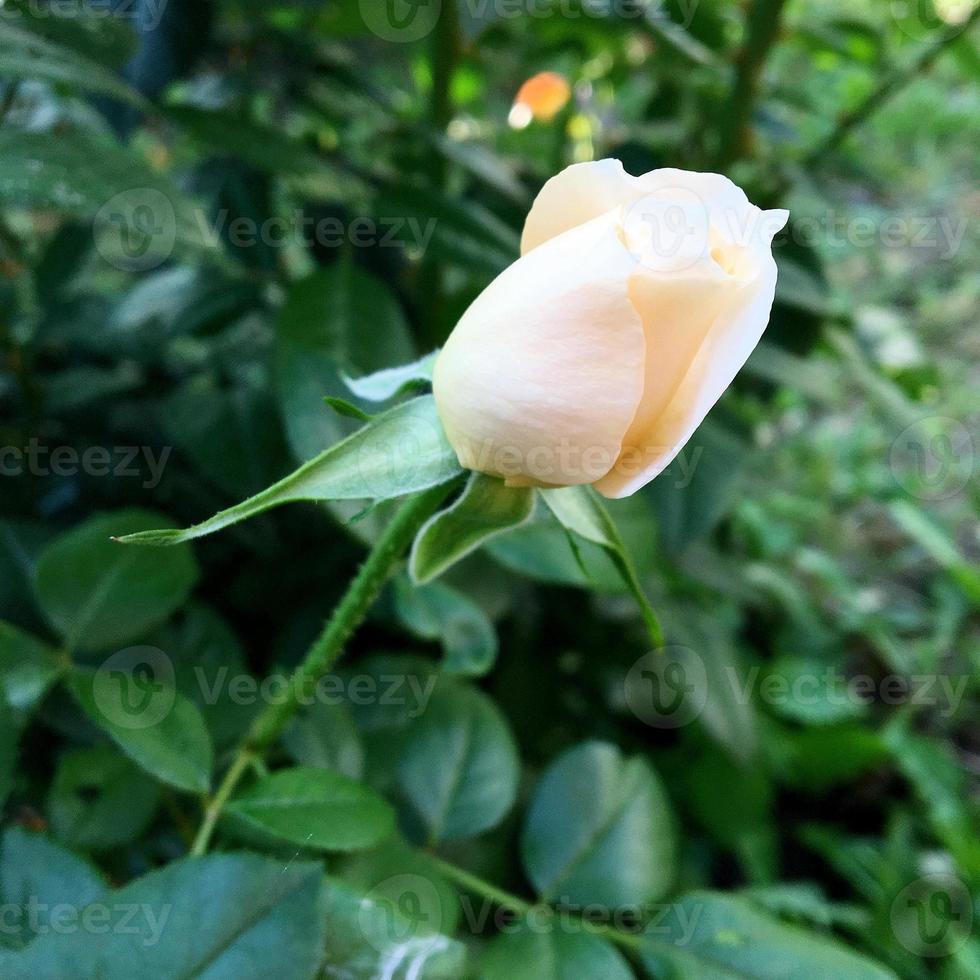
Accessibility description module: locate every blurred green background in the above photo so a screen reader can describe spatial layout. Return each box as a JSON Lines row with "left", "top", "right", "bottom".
{"left": 0, "top": 0, "right": 978, "bottom": 977}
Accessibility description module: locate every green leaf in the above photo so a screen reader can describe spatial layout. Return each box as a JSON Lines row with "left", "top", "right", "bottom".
{"left": 375, "top": 185, "right": 519, "bottom": 278}
{"left": 764, "top": 655, "right": 868, "bottom": 726}
{"left": 640, "top": 4, "right": 722, "bottom": 66}
{"left": 2, "top": 0, "right": 137, "bottom": 68}
{"left": 394, "top": 578, "right": 498, "bottom": 677}
{"left": 68, "top": 666, "right": 213, "bottom": 794}
{"left": 339, "top": 836, "right": 461, "bottom": 937}
{"left": 0, "top": 17, "right": 145, "bottom": 105}
{"left": 0, "top": 131, "right": 213, "bottom": 259}
{"left": 283, "top": 701, "right": 365, "bottom": 779}
{"left": 643, "top": 420, "right": 747, "bottom": 553}
{"left": 161, "top": 377, "right": 292, "bottom": 500}
{"left": 275, "top": 263, "right": 415, "bottom": 462}
{"left": 410, "top": 473, "right": 534, "bottom": 584}
{"left": 397, "top": 679, "right": 519, "bottom": 843}
{"left": 165, "top": 105, "right": 332, "bottom": 177}
{"left": 0, "top": 714, "right": 16, "bottom": 811}
{"left": 34, "top": 510, "right": 199, "bottom": 652}
{"left": 115, "top": 397, "right": 462, "bottom": 546}
{"left": 521, "top": 741, "right": 676, "bottom": 907}
{"left": 882, "top": 719, "right": 980, "bottom": 877}
{"left": 47, "top": 746, "right": 161, "bottom": 851}
{"left": 0, "top": 520, "right": 51, "bottom": 627}
{"left": 325, "top": 396, "right": 374, "bottom": 422}
{"left": 152, "top": 604, "right": 255, "bottom": 750}
{"left": 0, "top": 622, "right": 64, "bottom": 723}
{"left": 225, "top": 767, "right": 395, "bottom": 851}
{"left": 640, "top": 891, "right": 897, "bottom": 979}
{"left": 681, "top": 746, "right": 776, "bottom": 884}
{"left": 0, "top": 854, "right": 325, "bottom": 979}
{"left": 655, "top": 606, "right": 759, "bottom": 765}
{"left": 888, "top": 500, "right": 980, "bottom": 604}
{"left": 481, "top": 923, "right": 634, "bottom": 980}
{"left": 344, "top": 352, "right": 437, "bottom": 402}
{"left": 322, "top": 877, "right": 467, "bottom": 980}
{"left": 771, "top": 722, "right": 886, "bottom": 792}
{"left": 774, "top": 256, "right": 839, "bottom": 316}
{"left": 541, "top": 487, "right": 664, "bottom": 647}
{"left": 0, "top": 827, "right": 106, "bottom": 949}
{"left": 341, "top": 654, "right": 439, "bottom": 734}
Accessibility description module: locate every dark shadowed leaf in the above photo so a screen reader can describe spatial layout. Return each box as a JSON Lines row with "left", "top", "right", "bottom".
{"left": 397, "top": 679, "right": 519, "bottom": 843}
{"left": 521, "top": 741, "right": 676, "bottom": 907}
{"left": 68, "top": 666, "right": 213, "bottom": 794}
{"left": 0, "top": 854, "right": 325, "bottom": 979}
{"left": 640, "top": 892, "right": 897, "bottom": 979}
{"left": 34, "top": 510, "right": 199, "bottom": 652}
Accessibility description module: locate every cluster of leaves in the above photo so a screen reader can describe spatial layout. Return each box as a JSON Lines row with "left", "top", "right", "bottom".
{"left": 1, "top": 1, "right": 978, "bottom": 978}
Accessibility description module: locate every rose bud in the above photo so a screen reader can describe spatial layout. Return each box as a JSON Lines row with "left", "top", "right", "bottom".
{"left": 432, "top": 159, "right": 789, "bottom": 498}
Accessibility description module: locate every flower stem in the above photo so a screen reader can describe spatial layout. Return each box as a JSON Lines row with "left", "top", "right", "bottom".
{"left": 191, "top": 748, "right": 255, "bottom": 857}
{"left": 429, "top": 856, "right": 535, "bottom": 917}
{"left": 189, "top": 478, "right": 461, "bottom": 857}
{"left": 428, "top": 855, "right": 645, "bottom": 952}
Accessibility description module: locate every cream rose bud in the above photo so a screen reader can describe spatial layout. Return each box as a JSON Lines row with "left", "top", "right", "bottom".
{"left": 432, "top": 160, "right": 789, "bottom": 498}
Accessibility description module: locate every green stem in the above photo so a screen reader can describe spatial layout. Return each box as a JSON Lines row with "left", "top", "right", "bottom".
{"left": 191, "top": 749, "right": 254, "bottom": 857}
{"left": 189, "top": 479, "right": 461, "bottom": 857}
{"left": 430, "top": 856, "right": 535, "bottom": 917}
{"left": 429, "top": 856, "right": 645, "bottom": 951}
{"left": 714, "top": 0, "right": 790, "bottom": 170}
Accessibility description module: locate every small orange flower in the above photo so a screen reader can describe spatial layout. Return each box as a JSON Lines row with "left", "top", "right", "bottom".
{"left": 509, "top": 71, "right": 571, "bottom": 128}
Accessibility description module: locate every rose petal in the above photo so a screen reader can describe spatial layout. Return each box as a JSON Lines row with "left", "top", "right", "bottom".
{"left": 435, "top": 212, "right": 645, "bottom": 487}
{"left": 594, "top": 207, "right": 788, "bottom": 498}
{"left": 520, "top": 159, "right": 643, "bottom": 255}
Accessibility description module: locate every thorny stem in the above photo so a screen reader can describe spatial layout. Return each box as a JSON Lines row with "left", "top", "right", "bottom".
{"left": 189, "top": 478, "right": 462, "bottom": 856}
